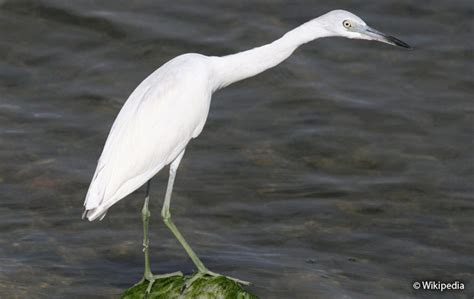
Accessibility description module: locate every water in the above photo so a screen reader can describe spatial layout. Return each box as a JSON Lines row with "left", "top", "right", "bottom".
{"left": 1, "top": 0, "right": 473, "bottom": 298}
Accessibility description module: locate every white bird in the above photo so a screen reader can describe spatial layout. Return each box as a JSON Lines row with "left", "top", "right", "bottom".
{"left": 83, "top": 10, "right": 409, "bottom": 291}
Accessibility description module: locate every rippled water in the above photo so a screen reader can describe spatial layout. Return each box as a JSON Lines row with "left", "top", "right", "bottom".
{"left": 1, "top": 1, "right": 473, "bottom": 298}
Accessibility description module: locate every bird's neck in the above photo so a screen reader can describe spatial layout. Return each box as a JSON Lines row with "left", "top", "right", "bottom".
{"left": 210, "top": 19, "right": 331, "bottom": 90}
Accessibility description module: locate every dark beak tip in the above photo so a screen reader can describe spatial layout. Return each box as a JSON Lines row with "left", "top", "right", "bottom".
{"left": 399, "top": 43, "right": 412, "bottom": 50}
{"left": 397, "top": 41, "right": 412, "bottom": 49}
{"left": 366, "top": 27, "right": 411, "bottom": 50}
{"left": 388, "top": 36, "right": 411, "bottom": 49}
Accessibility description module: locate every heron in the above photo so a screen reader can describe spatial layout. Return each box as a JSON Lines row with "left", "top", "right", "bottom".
{"left": 83, "top": 10, "right": 410, "bottom": 291}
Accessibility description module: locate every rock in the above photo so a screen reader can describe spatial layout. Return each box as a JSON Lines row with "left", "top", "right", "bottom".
{"left": 121, "top": 274, "right": 258, "bottom": 299}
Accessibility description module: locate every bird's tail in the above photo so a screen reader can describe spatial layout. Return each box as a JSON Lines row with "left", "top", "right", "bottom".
{"left": 82, "top": 207, "right": 107, "bottom": 221}
{"left": 83, "top": 162, "right": 110, "bottom": 221}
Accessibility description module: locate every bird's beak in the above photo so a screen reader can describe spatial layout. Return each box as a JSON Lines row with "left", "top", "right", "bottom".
{"left": 362, "top": 26, "right": 411, "bottom": 49}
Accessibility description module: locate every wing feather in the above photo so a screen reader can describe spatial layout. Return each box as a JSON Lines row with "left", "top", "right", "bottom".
{"left": 84, "top": 54, "right": 212, "bottom": 220}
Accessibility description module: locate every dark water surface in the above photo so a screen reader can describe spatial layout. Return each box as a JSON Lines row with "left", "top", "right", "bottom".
{"left": 1, "top": 0, "right": 473, "bottom": 298}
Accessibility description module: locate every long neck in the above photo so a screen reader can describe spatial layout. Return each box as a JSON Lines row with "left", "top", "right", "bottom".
{"left": 210, "top": 19, "right": 331, "bottom": 90}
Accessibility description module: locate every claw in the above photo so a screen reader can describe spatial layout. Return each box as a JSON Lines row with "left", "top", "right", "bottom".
{"left": 184, "top": 272, "right": 204, "bottom": 289}
{"left": 138, "top": 271, "right": 183, "bottom": 295}
{"left": 188, "top": 270, "right": 250, "bottom": 286}
{"left": 145, "top": 279, "right": 155, "bottom": 294}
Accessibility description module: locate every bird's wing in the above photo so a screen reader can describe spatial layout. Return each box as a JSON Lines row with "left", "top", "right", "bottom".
{"left": 84, "top": 55, "right": 212, "bottom": 220}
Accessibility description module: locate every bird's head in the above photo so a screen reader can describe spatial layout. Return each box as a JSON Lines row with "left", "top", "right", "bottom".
{"left": 316, "top": 10, "right": 410, "bottom": 48}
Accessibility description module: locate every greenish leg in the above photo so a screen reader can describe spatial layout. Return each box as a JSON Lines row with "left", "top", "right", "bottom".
{"left": 142, "top": 182, "right": 152, "bottom": 279}
{"left": 139, "top": 180, "right": 183, "bottom": 294}
{"left": 161, "top": 150, "right": 250, "bottom": 286}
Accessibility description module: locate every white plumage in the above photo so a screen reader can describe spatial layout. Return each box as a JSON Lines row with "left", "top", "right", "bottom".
{"left": 82, "top": 9, "right": 409, "bottom": 289}
{"left": 84, "top": 54, "right": 213, "bottom": 220}
{"left": 83, "top": 10, "right": 409, "bottom": 220}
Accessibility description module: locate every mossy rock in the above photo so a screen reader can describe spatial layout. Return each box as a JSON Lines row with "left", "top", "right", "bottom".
{"left": 121, "top": 274, "right": 259, "bottom": 299}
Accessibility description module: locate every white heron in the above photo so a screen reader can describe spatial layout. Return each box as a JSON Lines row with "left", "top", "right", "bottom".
{"left": 83, "top": 10, "right": 409, "bottom": 291}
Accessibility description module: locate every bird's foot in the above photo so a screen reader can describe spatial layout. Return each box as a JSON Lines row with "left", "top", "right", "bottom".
{"left": 185, "top": 270, "right": 250, "bottom": 288}
{"left": 137, "top": 271, "right": 183, "bottom": 294}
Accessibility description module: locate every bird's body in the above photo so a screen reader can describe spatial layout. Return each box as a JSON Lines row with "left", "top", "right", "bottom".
{"left": 83, "top": 9, "right": 409, "bottom": 289}
{"left": 84, "top": 29, "right": 307, "bottom": 220}
{"left": 84, "top": 54, "right": 213, "bottom": 220}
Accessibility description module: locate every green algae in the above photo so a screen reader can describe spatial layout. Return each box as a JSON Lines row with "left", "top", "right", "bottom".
{"left": 121, "top": 274, "right": 259, "bottom": 299}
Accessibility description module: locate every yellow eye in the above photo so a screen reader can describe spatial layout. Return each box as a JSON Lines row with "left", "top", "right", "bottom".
{"left": 343, "top": 20, "right": 352, "bottom": 29}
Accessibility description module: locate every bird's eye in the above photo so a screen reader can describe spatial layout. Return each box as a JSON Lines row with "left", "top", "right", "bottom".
{"left": 343, "top": 20, "right": 352, "bottom": 29}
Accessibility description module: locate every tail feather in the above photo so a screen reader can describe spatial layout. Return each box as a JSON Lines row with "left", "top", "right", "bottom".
{"left": 83, "top": 207, "right": 108, "bottom": 221}
{"left": 83, "top": 170, "right": 156, "bottom": 221}
{"left": 83, "top": 159, "right": 167, "bottom": 221}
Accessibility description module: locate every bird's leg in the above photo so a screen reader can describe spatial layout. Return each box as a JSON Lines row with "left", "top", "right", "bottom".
{"left": 142, "top": 180, "right": 153, "bottom": 279}
{"left": 161, "top": 151, "right": 207, "bottom": 271}
{"left": 138, "top": 180, "right": 182, "bottom": 294}
{"left": 161, "top": 150, "right": 250, "bottom": 286}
